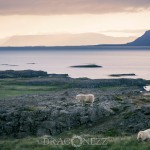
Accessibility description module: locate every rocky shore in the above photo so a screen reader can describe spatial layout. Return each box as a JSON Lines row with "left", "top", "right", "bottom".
{"left": 0, "top": 71, "right": 150, "bottom": 138}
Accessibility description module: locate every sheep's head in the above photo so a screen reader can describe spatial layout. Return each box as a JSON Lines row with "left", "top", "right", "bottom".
{"left": 76, "top": 95, "right": 82, "bottom": 102}
{"left": 137, "top": 131, "right": 144, "bottom": 141}
{"left": 76, "top": 95, "right": 79, "bottom": 100}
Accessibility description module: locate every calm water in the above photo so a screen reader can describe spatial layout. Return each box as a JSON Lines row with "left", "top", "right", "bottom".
{"left": 0, "top": 48, "right": 150, "bottom": 79}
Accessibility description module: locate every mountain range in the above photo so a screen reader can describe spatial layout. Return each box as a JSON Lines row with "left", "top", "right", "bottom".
{"left": 0, "top": 30, "right": 149, "bottom": 47}
{"left": 0, "top": 33, "right": 136, "bottom": 47}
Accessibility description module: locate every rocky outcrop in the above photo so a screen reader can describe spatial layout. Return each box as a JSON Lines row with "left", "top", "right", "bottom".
{"left": 0, "top": 90, "right": 117, "bottom": 137}
{"left": 120, "top": 105, "right": 150, "bottom": 133}
{"left": 0, "top": 70, "right": 48, "bottom": 78}
{"left": 48, "top": 74, "right": 69, "bottom": 78}
{"left": 127, "top": 30, "right": 150, "bottom": 46}
{"left": 23, "top": 78, "right": 148, "bottom": 87}
{"left": 0, "top": 70, "right": 69, "bottom": 78}
{"left": 0, "top": 96, "right": 116, "bottom": 137}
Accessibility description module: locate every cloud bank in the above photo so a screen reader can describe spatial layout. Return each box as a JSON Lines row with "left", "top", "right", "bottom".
{"left": 0, "top": 0, "right": 150, "bottom": 15}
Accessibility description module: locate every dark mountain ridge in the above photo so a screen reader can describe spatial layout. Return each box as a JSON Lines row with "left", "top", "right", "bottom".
{"left": 127, "top": 30, "right": 150, "bottom": 46}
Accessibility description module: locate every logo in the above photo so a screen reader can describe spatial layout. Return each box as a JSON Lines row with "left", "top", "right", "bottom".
{"left": 38, "top": 135, "right": 111, "bottom": 147}
{"left": 71, "top": 135, "right": 83, "bottom": 147}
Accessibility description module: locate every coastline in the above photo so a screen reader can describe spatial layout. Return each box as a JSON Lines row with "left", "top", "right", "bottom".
{"left": 0, "top": 45, "right": 150, "bottom": 51}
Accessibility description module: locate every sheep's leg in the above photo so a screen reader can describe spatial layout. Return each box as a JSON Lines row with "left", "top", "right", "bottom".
{"left": 82, "top": 101, "right": 84, "bottom": 106}
{"left": 91, "top": 102, "right": 93, "bottom": 107}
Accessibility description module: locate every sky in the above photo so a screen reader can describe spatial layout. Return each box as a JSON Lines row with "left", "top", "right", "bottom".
{"left": 0, "top": 0, "right": 150, "bottom": 39}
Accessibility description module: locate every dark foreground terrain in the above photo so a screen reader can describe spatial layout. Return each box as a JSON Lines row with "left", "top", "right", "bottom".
{"left": 0, "top": 70, "right": 150, "bottom": 149}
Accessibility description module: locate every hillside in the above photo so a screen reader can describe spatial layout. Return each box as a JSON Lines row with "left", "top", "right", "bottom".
{"left": 127, "top": 30, "right": 150, "bottom": 46}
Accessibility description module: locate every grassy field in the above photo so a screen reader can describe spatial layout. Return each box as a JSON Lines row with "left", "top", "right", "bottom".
{"left": 0, "top": 78, "right": 129, "bottom": 98}
{"left": 0, "top": 78, "right": 69, "bottom": 98}
{"left": 0, "top": 125, "right": 150, "bottom": 150}
{"left": 0, "top": 135, "right": 150, "bottom": 150}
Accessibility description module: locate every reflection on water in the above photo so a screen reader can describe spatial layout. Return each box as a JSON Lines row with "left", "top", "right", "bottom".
{"left": 0, "top": 49, "right": 150, "bottom": 79}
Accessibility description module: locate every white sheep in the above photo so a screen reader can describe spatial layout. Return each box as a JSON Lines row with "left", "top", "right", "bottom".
{"left": 76, "top": 94, "right": 95, "bottom": 106}
{"left": 137, "top": 129, "right": 150, "bottom": 141}
{"left": 143, "top": 86, "right": 150, "bottom": 92}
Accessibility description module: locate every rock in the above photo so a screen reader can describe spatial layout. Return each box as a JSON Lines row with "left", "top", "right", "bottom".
{"left": 0, "top": 70, "right": 48, "bottom": 78}
{"left": 80, "top": 116, "right": 89, "bottom": 124}
{"left": 49, "top": 74, "right": 69, "bottom": 78}
{"left": 86, "top": 107, "right": 97, "bottom": 122}
{"left": 70, "top": 64, "right": 102, "bottom": 68}
{"left": 37, "top": 128, "right": 51, "bottom": 136}
{"left": 141, "top": 105, "right": 150, "bottom": 115}
{"left": 109, "top": 73, "right": 136, "bottom": 77}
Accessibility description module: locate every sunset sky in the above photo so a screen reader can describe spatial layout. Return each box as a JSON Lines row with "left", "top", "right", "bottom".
{"left": 0, "top": 0, "right": 150, "bottom": 39}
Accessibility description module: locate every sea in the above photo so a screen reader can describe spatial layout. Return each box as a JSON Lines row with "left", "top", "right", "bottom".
{"left": 0, "top": 46, "right": 150, "bottom": 80}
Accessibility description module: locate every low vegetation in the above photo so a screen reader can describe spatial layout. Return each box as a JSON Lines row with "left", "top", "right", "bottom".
{"left": 0, "top": 78, "right": 69, "bottom": 98}
{"left": 0, "top": 134, "right": 150, "bottom": 150}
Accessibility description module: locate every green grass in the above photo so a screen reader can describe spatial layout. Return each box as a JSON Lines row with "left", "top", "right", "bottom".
{"left": 103, "top": 129, "right": 120, "bottom": 137}
{"left": 100, "top": 86, "right": 128, "bottom": 92}
{"left": 0, "top": 136, "right": 150, "bottom": 150}
{"left": 0, "top": 78, "right": 69, "bottom": 98}
{"left": 0, "top": 85, "right": 64, "bottom": 98}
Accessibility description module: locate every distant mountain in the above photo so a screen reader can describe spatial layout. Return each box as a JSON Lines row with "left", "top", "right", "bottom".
{"left": 127, "top": 30, "right": 150, "bottom": 46}
{"left": 0, "top": 37, "right": 9, "bottom": 45}
{"left": 0, "top": 33, "right": 136, "bottom": 47}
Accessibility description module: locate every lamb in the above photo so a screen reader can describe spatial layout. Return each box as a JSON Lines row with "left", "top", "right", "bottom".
{"left": 76, "top": 94, "right": 95, "bottom": 106}
{"left": 137, "top": 129, "right": 150, "bottom": 141}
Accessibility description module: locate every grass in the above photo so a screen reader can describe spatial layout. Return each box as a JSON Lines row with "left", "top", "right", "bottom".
{"left": 0, "top": 78, "right": 69, "bottom": 98}
{"left": 0, "top": 135, "right": 150, "bottom": 150}
{"left": 99, "top": 86, "right": 130, "bottom": 93}
{"left": 0, "top": 124, "right": 149, "bottom": 150}
{"left": 0, "top": 85, "right": 62, "bottom": 98}
{"left": 103, "top": 129, "right": 121, "bottom": 137}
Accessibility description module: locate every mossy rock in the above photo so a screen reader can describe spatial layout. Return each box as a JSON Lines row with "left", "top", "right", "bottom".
{"left": 123, "top": 111, "right": 134, "bottom": 119}
{"left": 114, "top": 96, "right": 123, "bottom": 102}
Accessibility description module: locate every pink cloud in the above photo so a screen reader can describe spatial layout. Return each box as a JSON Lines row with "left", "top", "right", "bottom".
{"left": 0, "top": 0, "right": 150, "bottom": 15}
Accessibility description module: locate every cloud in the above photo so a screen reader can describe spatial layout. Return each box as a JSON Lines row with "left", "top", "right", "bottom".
{"left": 0, "top": 0, "right": 150, "bottom": 15}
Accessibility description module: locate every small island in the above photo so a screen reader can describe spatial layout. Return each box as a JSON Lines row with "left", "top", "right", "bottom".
{"left": 27, "top": 63, "right": 36, "bottom": 64}
{"left": 1, "top": 64, "right": 18, "bottom": 66}
{"left": 109, "top": 73, "right": 136, "bottom": 77}
{"left": 70, "top": 64, "right": 102, "bottom": 68}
